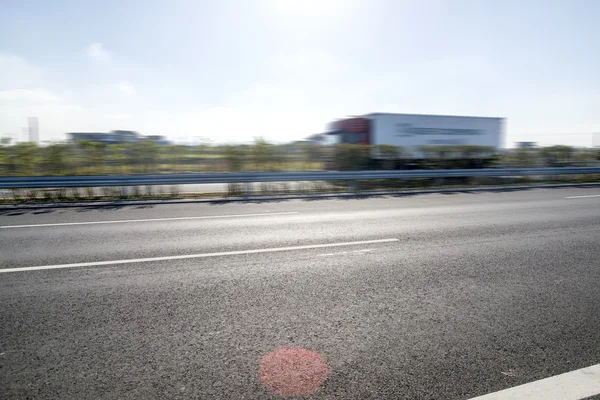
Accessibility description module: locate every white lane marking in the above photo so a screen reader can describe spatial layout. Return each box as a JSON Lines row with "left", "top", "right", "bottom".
{"left": 468, "top": 363, "right": 600, "bottom": 400}
{"left": 319, "top": 249, "right": 374, "bottom": 257}
{"left": 0, "top": 212, "right": 299, "bottom": 229}
{"left": 565, "top": 194, "right": 600, "bottom": 199}
{"left": 0, "top": 238, "right": 399, "bottom": 273}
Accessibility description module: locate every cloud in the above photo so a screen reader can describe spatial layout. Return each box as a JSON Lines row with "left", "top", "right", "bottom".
{"left": 115, "top": 81, "right": 135, "bottom": 96}
{"left": 0, "top": 53, "right": 44, "bottom": 89}
{"left": 0, "top": 89, "right": 61, "bottom": 106}
{"left": 269, "top": 48, "right": 343, "bottom": 84}
{"left": 104, "top": 113, "right": 132, "bottom": 120}
{"left": 262, "top": 0, "right": 358, "bottom": 36}
{"left": 265, "top": 0, "right": 349, "bottom": 18}
{"left": 86, "top": 42, "right": 111, "bottom": 64}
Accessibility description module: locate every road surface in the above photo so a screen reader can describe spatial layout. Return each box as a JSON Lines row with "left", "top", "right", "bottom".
{"left": 1, "top": 188, "right": 600, "bottom": 399}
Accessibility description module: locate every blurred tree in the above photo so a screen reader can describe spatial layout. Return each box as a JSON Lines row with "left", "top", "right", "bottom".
{"left": 77, "top": 141, "right": 107, "bottom": 174}
{"left": 120, "top": 143, "right": 137, "bottom": 173}
{"left": 551, "top": 145, "right": 573, "bottom": 163}
{"left": 455, "top": 145, "right": 496, "bottom": 168}
{"left": 269, "top": 144, "right": 284, "bottom": 171}
{"left": 333, "top": 144, "right": 370, "bottom": 170}
{"left": 278, "top": 143, "right": 296, "bottom": 170}
{"left": 224, "top": 145, "right": 245, "bottom": 172}
{"left": 13, "top": 142, "right": 40, "bottom": 175}
{"left": 538, "top": 145, "right": 574, "bottom": 166}
{"left": 189, "top": 143, "right": 207, "bottom": 172}
{"left": 515, "top": 148, "right": 530, "bottom": 167}
{"left": 417, "top": 145, "right": 437, "bottom": 161}
{"left": 374, "top": 145, "right": 406, "bottom": 169}
{"left": 107, "top": 144, "right": 128, "bottom": 174}
{"left": 0, "top": 137, "right": 10, "bottom": 175}
{"left": 138, "top": 141, "right": 159, "bottom": 173}
{"left": 42, "top": 143, "right": 70, "bottom": 175}
{"left": 538, "top": 147, "right": 555, "bottom": 167}
{"left": 162, "top": 144, "right": 177, "bottom": 173}
{"left": 252, "top": 137, "right": 276, "bottom": 171}
{"left": 574, "top": 148, "right": 594, "bottom": 164}
{"left": 417, "top": 146, "right": 445, "bottom": 168}
{"left": 170, "top": 145, "right": 189, "bottom": 173}
{"left": 301, "top": 142, "right": 324, "bottom": 170}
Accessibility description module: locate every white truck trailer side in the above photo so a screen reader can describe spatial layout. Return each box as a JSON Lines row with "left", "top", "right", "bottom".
{"left": 328, "top": 113, "right": 504, "bottom": 159}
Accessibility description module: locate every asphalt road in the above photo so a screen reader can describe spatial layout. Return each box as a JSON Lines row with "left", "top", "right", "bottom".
{"left": 1, "top": 188, "right": 599, "bottom": 399}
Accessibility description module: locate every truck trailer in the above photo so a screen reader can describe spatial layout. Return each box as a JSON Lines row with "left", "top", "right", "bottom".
{"left": 326, "top": 113, "right": 504, "bottom": 168}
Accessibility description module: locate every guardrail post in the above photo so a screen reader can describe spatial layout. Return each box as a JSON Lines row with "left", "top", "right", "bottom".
{"left": 245, "top": 182, "right": 252, "bottom": 198}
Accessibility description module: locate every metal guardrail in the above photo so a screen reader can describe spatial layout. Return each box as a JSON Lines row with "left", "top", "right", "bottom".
{"left": 1, "top": 167, "right": 599, "bottom": 189}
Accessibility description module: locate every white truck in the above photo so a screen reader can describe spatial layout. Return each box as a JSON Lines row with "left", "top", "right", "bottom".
{"left": 327, "top": 113, "right": 504, "bottom": 164}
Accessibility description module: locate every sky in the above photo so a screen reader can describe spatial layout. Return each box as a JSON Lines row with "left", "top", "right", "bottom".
{"left": 0, "top": 0, "right": 599, "bottom": 147}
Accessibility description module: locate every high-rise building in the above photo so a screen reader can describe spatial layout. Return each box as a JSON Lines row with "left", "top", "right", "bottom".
{"left": 28, "top": 117, "right": 39, "bottom": 143}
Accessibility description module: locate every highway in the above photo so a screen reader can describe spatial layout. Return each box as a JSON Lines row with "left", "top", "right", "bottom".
{"left": 1, "top": 188, "right": 600, "bottom": 399}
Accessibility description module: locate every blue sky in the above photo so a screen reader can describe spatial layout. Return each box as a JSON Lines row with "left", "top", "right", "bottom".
{"left": 1, "top": 0, "right": 598, "bottom": 146}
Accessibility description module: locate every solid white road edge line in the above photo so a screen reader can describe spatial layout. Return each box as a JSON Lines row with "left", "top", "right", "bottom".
{"left": 565, "top": 194, "right": 600, "bottom": 199}
{"left": 0, "top": 212, "right": 299, "bottom": 229}
{"left": 0, "top": 238, "right": 399, "bottom": 273}
{"left": 468, "top": 363, "right": 600, "bottom": 400}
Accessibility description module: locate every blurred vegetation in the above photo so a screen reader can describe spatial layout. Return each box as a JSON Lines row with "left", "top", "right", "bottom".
{"left": 334, "top": 144, "right": 371, "bottom": 171}
{"left": 0, "top": 136, "right": 598, "bottom": 177}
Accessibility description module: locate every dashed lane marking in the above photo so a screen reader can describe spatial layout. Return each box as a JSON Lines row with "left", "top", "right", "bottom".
{"left": 565, "top": 194, "right": 600, "bottom": 199}
{"left": 468, "top": 363, "right": 600, "bottom": 400}
{"left": 0, "top": 238, "right": 399, "bottom": 273}
{"left": 0, "top": 212, "right": 299, "bottom": 229}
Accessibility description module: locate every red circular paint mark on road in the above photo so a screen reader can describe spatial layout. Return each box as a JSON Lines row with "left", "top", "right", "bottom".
{"left": 260, "top": 347, "right": 328, "bottom": 397}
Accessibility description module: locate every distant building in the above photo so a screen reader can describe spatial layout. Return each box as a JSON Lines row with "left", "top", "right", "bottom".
{"left": 516, "top": 141, "right": 537, "bottom": 149}
{"left": 28, "top": 117, "right": 39, "bottom": 143}
{"left": 67, "top": 130, "right": 169, "bottom": 145}
{"left": 68, "top": 132, "right": 116, "bottom": 143}
{"left": 112, "top": 130, "right": 140, "bottom": 143}
{"left": 145, "top": 135, "right": 170, "bottom": 145}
